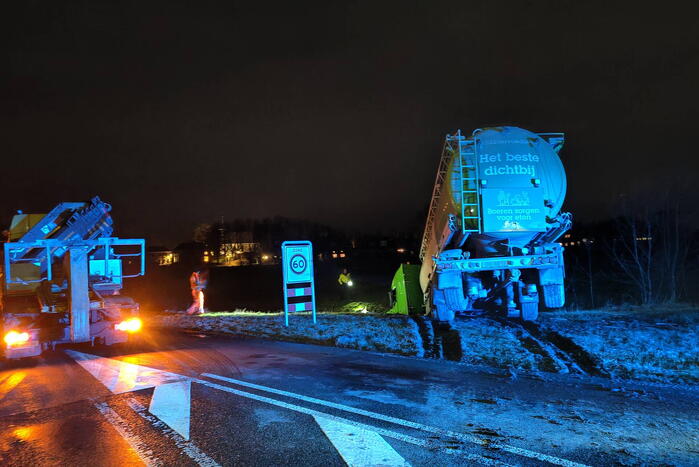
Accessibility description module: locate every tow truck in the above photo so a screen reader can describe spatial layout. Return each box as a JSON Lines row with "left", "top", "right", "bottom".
{"left": 1, "top": 197, "right": 145, "bottom": 359}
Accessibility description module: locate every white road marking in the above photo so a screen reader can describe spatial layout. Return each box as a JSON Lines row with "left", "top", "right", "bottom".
{"left": 202, "top": 373, "right": 589, "bottom": 467}
{"left": 150, "top": 381, "right": 191, "bottom": 439}
{"left": 69, "top": 351, "right": 582, "bottom": 467}
{"left": 128, "top": 398, "right": 220, "bottom": 467}
{"left": 67, "top": 350, "right": 192, "bottom": 439}
{"left": 94, "top": 402, "right": 162, "bottom": 467}
{"left": 196, "top": 378, "right": 510, "bottom": 466}
{"left": 314, "top": 414, "right": 410, "bottom": 467}
{"left": 66, "top": 350, "right": 186, "bottom": 393}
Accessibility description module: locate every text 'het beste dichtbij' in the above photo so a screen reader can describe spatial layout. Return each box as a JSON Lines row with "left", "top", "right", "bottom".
{"left": 479, "top": 152, "right": 539, "bottom": 178}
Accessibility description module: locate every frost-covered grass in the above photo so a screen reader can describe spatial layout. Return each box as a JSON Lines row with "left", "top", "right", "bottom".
{"left": 338, "top": 301, "right": 387, "bottom": 313}
{"left": 155, "top": 311, "right": 423, "bottom": 357}
{"left": 539, "top": 306, "right": 699, "bottom": 384}
{"left": 199, "top": 309, "right": 281, "bottom": 317}
{"left": 154, "top": 305, "right": 699, "bottom": 386}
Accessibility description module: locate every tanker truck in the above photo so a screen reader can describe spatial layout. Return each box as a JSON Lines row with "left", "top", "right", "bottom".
{"left": 415, "top": 126, "right": 571, "bottom": 322}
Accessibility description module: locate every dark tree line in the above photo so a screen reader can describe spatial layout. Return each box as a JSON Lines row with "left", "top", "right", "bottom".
{"left": 566, "top": 188, "right": 698, "bottom": 307}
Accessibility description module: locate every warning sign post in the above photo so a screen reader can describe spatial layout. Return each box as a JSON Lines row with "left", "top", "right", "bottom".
{"left": 281, "top": 241, "right": 316, "bottom": 326}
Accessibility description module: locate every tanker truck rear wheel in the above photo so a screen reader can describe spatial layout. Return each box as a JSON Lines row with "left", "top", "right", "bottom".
{"left": 432, "top": 308, "right": 455, "bottom": 323}
{"left": 429, "top": 289, "right": 455, "bottom": 323}
{"left": 521, "top": 301, "right": 538, "bottom": 321}
{"left": 542, "top": 284, "right": 565, "bottom": 309}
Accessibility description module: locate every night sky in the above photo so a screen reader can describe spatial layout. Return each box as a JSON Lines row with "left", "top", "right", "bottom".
{"left": 3, "top": 1, "right": 698, "bottom": 247}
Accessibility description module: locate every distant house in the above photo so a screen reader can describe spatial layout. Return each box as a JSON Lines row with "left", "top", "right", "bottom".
{"left": 147, "top": 246, "right": 180, "bottom": 266}
{"left": 217, "top": 232, "right": 263, "bottom": 266}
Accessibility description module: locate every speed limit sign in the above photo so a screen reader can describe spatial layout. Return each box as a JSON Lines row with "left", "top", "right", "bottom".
{"left": 289, "top": 254, "right": 307, "bottom": 275}
{"left": 281, "top": 241, "right": 316, "bottom": 326}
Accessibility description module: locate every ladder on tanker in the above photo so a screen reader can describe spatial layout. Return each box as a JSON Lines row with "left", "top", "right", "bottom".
{"left": 458, "top": 135, "right": 482, "bottom": 235}
{"left": 419, "top": 131, "right": 484, "bottom": 260}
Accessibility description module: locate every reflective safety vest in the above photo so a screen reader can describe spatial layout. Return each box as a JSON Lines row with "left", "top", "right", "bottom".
{"left": 190, "top": 272, "right": 207, "bottom": 290}
{"left": 338, "top": 273, "right": 351, "bottom": 285}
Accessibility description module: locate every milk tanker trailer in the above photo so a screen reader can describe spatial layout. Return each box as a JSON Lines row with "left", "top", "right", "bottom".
{"left": 416, "top": 126, "right": 571, "bottom": 322}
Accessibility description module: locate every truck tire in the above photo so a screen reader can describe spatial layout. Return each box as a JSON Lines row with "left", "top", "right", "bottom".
{"left": 444, "top": 287, "right": 467, "bottom": 312}
{"left": 542, "top": 284, "right": 565, "bottom": 308}
{"left": 432, "top": 307, "right": 455, "bottom": 323}
{"left": 430, "top": 289, "right": 455, "bottom": 323}
{"left": 521, "top": 301, "right": 538, "bottom": 321}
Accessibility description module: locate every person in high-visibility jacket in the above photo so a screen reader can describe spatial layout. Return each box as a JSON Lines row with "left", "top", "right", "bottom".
{"left": 338, "top": 268, "right": 352, "bottom": 298}
{"left": 338, "top": 268, "right": 352, "bottom": 286}
{"left": 187, "top": 269, "right": 208, "bottom": 314}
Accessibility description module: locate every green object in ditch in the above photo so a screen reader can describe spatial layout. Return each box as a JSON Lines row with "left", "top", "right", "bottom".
{"left": 388, "top": 264, "right": 423, "bottom": 315}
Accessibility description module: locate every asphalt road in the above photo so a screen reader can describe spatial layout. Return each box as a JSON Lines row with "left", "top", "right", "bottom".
{"left": 0, "top": 329, "right": 697, "bottom": 466}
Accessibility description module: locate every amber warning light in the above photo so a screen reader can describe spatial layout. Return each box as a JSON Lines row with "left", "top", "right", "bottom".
{"left": 4, "top": 330, "right": 30, "bottom": 347}
{"left": 115, "top": 318, "right": 142, "bottom": 333}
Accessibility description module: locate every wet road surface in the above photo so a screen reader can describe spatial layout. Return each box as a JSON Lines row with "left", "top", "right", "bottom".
{"left": 1, "top": 329, "right": 697, "bottom": 466}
